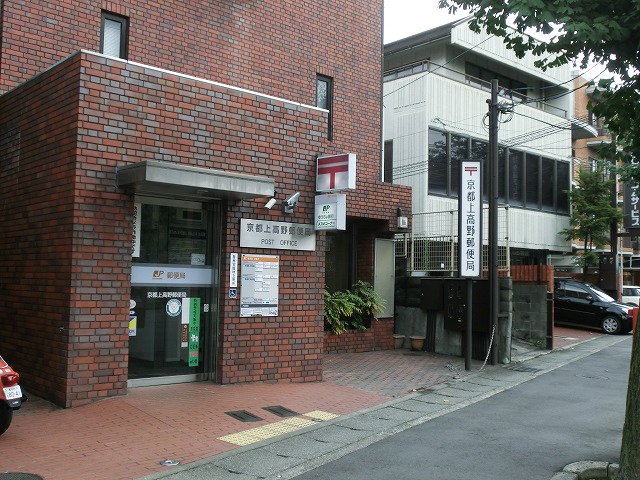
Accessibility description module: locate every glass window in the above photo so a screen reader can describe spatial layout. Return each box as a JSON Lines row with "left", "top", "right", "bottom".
{"left": 101, "top": 12, "right": 128, "bottom": 59}
{"left": 541, "top": 157, "right": 555, "bottom": 211}
{"left": 384, "top": 140, "right": 393, "bottom": 183}
{"left": 498, "top": 147, "right": 507, "bottom": 203}
{"left": 316, "top": 75, "right": 333, "bottom": 140}
{"left": 508, "top": 150, "right": 524, "bottom": 206}
{"left": 450, "top": 134, "right": 468, "bottom": 197}
{"left": 556, "top": 161, "right": 570, "bottom": 213}
{"left": 525, "top": 154, "right": 539, "bottom": 208}
{"left": 134, "top": 204, "right": 209, "bottom": 265}
{"left": 428, "top": 129, "right": 448, "bottom": 195}
{"left": 471, "top": 139, "right": 488, "bottom": 201}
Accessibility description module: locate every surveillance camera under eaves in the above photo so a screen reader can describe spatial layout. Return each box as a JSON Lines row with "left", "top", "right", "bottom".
{"left": 282, "top": 192, "right": 300, "bottom": 213}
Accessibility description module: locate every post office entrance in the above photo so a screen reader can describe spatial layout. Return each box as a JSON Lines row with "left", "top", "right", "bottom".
{"left": 128, "top": 197, "right": 220, "bottom": 386}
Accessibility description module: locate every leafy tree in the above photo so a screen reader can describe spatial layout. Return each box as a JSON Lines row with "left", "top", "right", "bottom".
{"left": 435, "top": 1, "right": 640, "bottom": 476}
{"left": 560, "top": 167, "right": 622, "bottom": 276}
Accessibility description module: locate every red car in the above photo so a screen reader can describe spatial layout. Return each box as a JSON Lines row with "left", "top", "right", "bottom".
{"left": 0, "top": 355, "right": 25, "bottom": 435}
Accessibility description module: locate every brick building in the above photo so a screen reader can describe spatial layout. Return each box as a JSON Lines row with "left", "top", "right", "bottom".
{"left": 0, "top": 1, "right": 411, "bottom": 407}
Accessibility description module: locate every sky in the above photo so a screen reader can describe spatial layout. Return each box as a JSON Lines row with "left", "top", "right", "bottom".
{"left": 384, "top": 0, "right": 469, "bottom": 44}
{"left": 383, "top": 0, "right": 608, "bottom": 81}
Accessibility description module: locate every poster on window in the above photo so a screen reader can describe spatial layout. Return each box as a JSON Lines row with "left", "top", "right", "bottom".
{"left": 180, "top": 297, "right": 200, "bottom": 366}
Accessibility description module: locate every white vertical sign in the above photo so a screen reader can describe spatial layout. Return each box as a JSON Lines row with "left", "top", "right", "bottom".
{"left": 459, "top": 161, "right": 482, "bottom": 277}
{"left": 132, "top": 202, "right": 141, "bottom": 258}
{"left": 230, "top": 253, "right": 238, "bottom": 288}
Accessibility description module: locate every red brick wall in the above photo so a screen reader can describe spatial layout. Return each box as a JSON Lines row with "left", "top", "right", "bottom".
{"left": 1, "top": 1, "right": 384, "bottom": 179}
{"left": 510, "top": 265, "right": 555, "bottom": 291}
{"left": 0, "top": 54, "right": 129, "bottom": 407}
{"left": 0, "top": 0, "right": 412, "bottom": 405}
{"left": 324, "top": 317, "right": 394, "bottom": 354}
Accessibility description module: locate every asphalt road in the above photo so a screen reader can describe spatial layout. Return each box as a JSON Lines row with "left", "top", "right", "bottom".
{"left": 293, "top": 338, "right": 632, "bottom": 480}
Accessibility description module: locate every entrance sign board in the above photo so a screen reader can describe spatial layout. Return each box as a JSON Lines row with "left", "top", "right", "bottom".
{"left": 131, "top": 265, "right": 212, "bottom": 285}
{"left": 459, "top": 161, "right": 482, "bottom": 277}
{"left": 316, "top": 153, "right": 356, "bottom": 192}
{"left": 314, "top": 194, "right": 346, "bottom": 230}
{"left": 240, "top": 254, "right": 279, "bottom": 317}
{"left": 240, "top": 219, "right": 316, "bottom": 251}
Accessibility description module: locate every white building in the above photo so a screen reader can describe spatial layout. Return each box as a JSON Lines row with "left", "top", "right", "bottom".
{"left": 383, "top": 19, "right": 592, "bottom": 273}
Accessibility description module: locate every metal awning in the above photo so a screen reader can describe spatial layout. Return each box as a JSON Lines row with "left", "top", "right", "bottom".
{"left": 116, "top": 160, "right": 274, "bottom": 201}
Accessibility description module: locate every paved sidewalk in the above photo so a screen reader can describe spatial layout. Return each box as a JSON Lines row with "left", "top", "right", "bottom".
{"left": 0, "top": 327, "right": 604, "bottom": 480}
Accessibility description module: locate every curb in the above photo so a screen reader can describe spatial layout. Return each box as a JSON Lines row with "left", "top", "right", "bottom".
{"left": 551, "top": 461, "right": 620, "bottom": 479}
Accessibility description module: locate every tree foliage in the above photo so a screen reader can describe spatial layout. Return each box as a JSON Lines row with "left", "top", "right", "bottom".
{"left": 560, "top": 167, "right": 622, "bottom": 275}
{"left": 438, "top": 0, "right": 640, "bottom": 180}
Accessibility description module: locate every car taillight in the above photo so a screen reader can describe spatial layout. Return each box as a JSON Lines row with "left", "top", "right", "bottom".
{"left": 1, "top": 373, "right": 19, "bottom": 387}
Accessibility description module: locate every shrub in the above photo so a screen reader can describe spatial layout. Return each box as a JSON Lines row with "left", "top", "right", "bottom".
{"left": 324, "top": 281, "right": 386, "bottom": 334}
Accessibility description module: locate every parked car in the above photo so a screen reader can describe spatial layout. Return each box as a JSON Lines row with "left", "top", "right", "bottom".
{"left": 554, "top": 278, "right": 633, "bottom": 334}
{"left": 0, "top": 355, "right": 26, "bottom": 435}
{"left": 621, "top": 285, "right": 640, "bottom": 306}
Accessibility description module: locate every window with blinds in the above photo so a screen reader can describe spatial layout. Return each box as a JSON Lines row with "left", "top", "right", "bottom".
{"left": 101, "top": 12, "right": 128, "bottom": 59}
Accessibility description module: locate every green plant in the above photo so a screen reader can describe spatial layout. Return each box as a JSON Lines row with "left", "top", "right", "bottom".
{"left": 324, "top": 281, "right": 386, "bottom": 334}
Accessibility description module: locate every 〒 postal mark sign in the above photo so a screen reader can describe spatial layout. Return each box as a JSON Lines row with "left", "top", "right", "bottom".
{"left": 316, "top": 153, "right": 356, "bottom": 192}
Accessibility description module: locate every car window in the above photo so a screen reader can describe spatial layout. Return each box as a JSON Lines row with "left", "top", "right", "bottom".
{"left": 589, "top": 284, "right": 615, "bottom": 302}
{"left": 565, "top": 284, "right": 591, "bottom": 300}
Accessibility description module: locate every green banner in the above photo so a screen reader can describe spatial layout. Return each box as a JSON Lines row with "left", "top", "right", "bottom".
{"left": 188, "top": 298, "right": 201, "bottom": 366}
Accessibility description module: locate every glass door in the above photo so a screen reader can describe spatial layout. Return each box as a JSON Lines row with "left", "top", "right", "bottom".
{"left": 128, "top": 198, "right": 218, "bottom": 385}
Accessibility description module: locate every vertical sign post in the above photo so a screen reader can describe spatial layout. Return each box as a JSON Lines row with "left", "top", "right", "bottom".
{"left": 459, "top": 160, "right": 482, "bottom": 370}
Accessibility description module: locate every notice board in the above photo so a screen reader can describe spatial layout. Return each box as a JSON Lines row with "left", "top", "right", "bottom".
{"left": 240, "top": 254, "right": 279, "bottom": 317}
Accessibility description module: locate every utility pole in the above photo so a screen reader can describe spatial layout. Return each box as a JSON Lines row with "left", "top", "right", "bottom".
{"left": 488, "top": 80, "right": 499, "bottom": 365}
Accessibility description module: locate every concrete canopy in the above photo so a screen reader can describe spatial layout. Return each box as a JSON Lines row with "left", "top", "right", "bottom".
{"left": 116, "top": 160, "right": 275, "bottom": 201}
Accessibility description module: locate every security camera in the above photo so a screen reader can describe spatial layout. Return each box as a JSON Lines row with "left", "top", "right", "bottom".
{"left": 282, "top": 192, "right": 300, "bottom": 214}
{"left": 264, "top": 198, "right": 277, "bottom": 209}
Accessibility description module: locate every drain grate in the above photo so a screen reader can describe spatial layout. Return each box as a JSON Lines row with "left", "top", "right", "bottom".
{"left": 0, "top": 474, "right": 44, "bottom": 480}
{"left": 225, "top": 410, "right": 264, "bottom": 422}
{"left": 263, "top": 405, "right": 299, "bottom": 418}
{"left": 507, "top": 365, "right": 541, "bottom": 373}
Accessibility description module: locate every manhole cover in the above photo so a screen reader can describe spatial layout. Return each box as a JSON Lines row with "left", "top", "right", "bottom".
{"left": 263, "top": 405, "right": 299, "bottom": 418}
{"left": 225, "top": 410, "right": 263, "bottom": 422}
{"left": 0, "top": 474, "right": 44, "bottom": 480}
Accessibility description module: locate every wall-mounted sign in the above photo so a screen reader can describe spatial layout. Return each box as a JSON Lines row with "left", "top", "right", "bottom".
{"left": 624, "top": 183, "right": 640, "bottom": 234}
{"left": 131, "top": 265, "right": 212, "bottom": 286}
{"left": 240, "top": 254, "right": 279, "bottom": 317}
{"left": 314, "top": 194, "right": 346, "bottom": 230}
{"left": 132, "top": 202, "right": 141, "bottom": 258}
{"left": 316, "top": 153, "right": 356, "bottom": 192}
{"left": 459, "top": 161, "right": 482, "bottom": 277}
{"left": 230, "top": 253, "right": 238, "bottom": 288}
{"left": 240, "top": 219, "right": 316, "bottom": 251}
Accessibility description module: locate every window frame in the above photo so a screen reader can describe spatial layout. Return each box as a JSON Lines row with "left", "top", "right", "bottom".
{"left": 316, "top": 74, "right": 334, "bottom": 140}
{"left": 101, "top": 11, "right": 129, "bottom": 59}
{"left": 425, "top": 127, "right": 570, "bottom": 215}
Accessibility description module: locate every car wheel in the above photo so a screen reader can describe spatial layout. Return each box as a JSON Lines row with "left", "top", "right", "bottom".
{"left": 0, "top": 402, "right": 13, "bottom": 435}
{"left": 601, "top": 315, "right": 622, "bottom": 335}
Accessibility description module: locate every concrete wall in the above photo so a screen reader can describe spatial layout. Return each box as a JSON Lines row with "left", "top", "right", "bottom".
{"left": 394, "top": 274, "right": 549, "bottom": 362}
{"left": 512, "top": 284, "right": 550, "bottom": 346}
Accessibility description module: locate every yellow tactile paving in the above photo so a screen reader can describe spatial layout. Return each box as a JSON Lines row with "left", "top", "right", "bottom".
{"left": 303, "top": 410, "right": 340, "bottom": 420}
{"left": 218, "top": 417, "right": 317, "bottom": 446}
